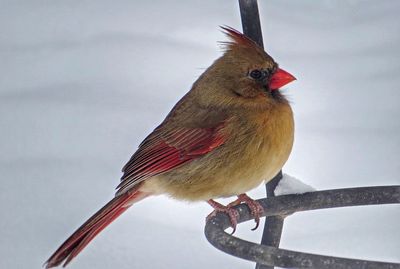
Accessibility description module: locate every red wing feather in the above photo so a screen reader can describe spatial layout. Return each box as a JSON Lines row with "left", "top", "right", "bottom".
{"left": 117, "top": 123, "right": 225, "bottom": 194}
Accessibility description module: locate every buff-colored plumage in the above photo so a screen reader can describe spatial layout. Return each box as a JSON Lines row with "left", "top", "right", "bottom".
{"left": 141, "top": 28, "right": 294, "bottom": 200}
{"left": 45, "top": 27, "right": 295, "bottom": 268}
{"left": 142, "top": 100, "right": 294, "bottom": 200}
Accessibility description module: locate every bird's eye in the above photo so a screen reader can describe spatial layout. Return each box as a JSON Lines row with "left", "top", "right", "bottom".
{"left": 249, "top": 69, "right": 268, "bottom": 81}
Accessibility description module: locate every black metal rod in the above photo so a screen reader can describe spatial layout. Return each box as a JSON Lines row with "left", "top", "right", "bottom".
{"left": 238, "top": 1, "right": 284, "bottom": 268}
{"left": 205, "top": 185, "right": 400, "bottom": 269}
{"left": 239, "top": 0, "right": 264, "bottom": 48}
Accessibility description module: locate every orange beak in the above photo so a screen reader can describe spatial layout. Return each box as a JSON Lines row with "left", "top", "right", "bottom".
{"left": 269, "top": 68, "right": 296, "bottom": 90}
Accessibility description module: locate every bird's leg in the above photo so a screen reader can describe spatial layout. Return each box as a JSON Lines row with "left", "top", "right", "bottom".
{"left": 227, "top": 193, "right": 264, "bottom": 230}
{"left": 207, "top": 199, "right": 240, "bottom": 234}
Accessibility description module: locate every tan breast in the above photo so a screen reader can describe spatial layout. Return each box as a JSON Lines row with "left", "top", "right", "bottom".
{"left": 141, "top": 103, "right": 294, "bottom": 201}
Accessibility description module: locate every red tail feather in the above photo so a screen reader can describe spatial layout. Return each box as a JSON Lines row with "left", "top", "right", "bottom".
{"left": 45, "top": 190, "right": 149, "bottom": 268}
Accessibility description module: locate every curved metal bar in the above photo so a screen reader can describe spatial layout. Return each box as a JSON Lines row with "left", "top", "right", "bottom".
{"left": 205, "top": 186, "right": 400, "bottom": 269}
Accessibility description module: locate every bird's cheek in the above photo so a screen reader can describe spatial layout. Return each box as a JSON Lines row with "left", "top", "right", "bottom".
{"left": 236, "top": 87, "right": 261, "bottom": 98}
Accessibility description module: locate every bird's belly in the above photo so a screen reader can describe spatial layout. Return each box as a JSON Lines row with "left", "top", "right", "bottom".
{"left": 213, "top": 135, "right": 292, "bottom": 198}
{"left": 142, "top": 108, "right": 294, "bottom": 201}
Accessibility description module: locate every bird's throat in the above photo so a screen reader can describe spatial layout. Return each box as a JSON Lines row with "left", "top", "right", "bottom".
{"left": 263, "top": 86, "right": 288, "bottom": 103}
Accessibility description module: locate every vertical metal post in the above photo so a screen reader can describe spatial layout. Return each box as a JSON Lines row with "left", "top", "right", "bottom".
{"left": 238, "top": 0, "right": 264, "bottom": 48}
{"left": 238, "top": 1, "right": 285, "bottom": 268}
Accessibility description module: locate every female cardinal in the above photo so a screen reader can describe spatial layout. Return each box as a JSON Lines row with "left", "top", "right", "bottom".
{"left": 45, "top": 26, "right": 295, "bottom": 268}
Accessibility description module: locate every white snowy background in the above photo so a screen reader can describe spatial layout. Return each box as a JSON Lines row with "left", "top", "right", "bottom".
{"left": 1, "top": 0, "right": 399, "bottom": 268}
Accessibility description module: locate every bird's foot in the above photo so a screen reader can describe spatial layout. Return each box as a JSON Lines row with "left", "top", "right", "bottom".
{"left": 228, "top": 193, "right": 264, "bottom": 230}
{"left": 207, "top": 199, "right": 240, "bottom": 234}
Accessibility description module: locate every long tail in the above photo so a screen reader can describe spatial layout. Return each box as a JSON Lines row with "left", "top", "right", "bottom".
{"left": 45, "top": 190, "right": 149, "bottom": 268}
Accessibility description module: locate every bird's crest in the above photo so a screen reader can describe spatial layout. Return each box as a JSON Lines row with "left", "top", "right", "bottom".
{"left": 220, "top": 26, "right": 261, "bottom": 51}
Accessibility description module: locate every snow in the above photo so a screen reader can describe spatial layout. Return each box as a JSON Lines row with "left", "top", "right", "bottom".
{"left": 0, "top": 1, "right": 399, "bottom": 269}
{"left": 274, "top": 174, "right": 316, "bottom": 196}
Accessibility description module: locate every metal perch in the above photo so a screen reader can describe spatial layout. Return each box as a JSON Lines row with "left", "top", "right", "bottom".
{"left": 205, "top": 186, "right": 400, "bottom": 269}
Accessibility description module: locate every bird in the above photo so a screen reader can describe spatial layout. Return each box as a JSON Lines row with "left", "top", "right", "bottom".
{"left": 45, "top": 26, "right": 296, "bottom": 268}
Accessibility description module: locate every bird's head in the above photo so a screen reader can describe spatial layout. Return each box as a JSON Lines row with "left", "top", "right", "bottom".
{"left": 194, "top": 26, "right": 296, "bottom": 111}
